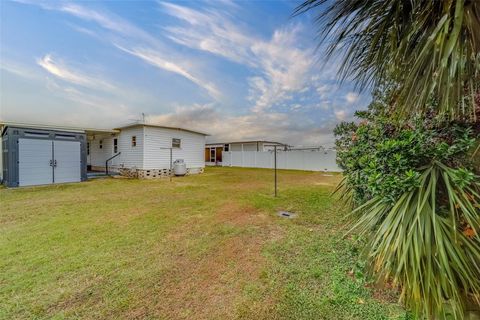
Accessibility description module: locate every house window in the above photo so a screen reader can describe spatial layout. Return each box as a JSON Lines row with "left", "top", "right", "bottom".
{"left": 87, "top": 142, "right": 90, "bottom": 155}
{"left": 172, "top": 138, "right": 181, "bottom": 148}
{"left": 224, "top": 144, "right": 229, "bottom": 152}
{"left": 131, "top": 136, "right": 136, "bottom": 147}
{"left": 113, "top": 138, "right": 118, "bottom": 153}
{"left": 99, "top": 140, "right": 103, "bottom": 149}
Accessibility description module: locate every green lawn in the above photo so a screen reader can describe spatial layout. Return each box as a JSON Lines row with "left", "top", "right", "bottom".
{"left": 0, "top": 167, "right": 407, "bottom": 319}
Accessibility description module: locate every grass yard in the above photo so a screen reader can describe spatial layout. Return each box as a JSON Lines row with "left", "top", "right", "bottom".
{"left": 0, "top": 167, "right": 408, "bottom": 320}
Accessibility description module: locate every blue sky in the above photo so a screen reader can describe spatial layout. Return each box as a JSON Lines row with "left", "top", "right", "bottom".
{"left": 0, "top": 0, "right": 369, "bottom": 146}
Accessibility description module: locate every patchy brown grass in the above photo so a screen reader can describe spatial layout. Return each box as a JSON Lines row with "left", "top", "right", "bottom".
{"left": 125, "top": 201, "right": 283, "bottom": 320}
{"left": 215, "top": 202, "right": 271, "bottom": 227}
{"left": 0, "top": 167, "right": 405, "bottom": 319}
{"left": 151, "top": 234, "right": 265, "bottom": 319}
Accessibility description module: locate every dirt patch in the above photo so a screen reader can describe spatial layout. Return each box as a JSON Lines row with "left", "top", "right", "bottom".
{"left": 215, "top": 202, "right": 270, "bottom": 227}
{"left": 369, "top": 281, "right": 401, "bottom": 304}
{"left": 155, "top": 235, "right": 265, "bottom": 319}
{"left": 125, "top": 202, "right": 282, "bottom": 320}
{"left": 283, "top": 172, "right": 341, "bottom": 188}
{"left": 46, "top": 274, "right": 107, "bottom": 316}
{"left": 313, "top": 182, "right": 335, "bottom": 186}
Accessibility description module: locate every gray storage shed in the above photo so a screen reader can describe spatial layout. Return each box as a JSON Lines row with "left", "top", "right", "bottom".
{"left": 2, "top": 126, "right": 87, "bottom": 187}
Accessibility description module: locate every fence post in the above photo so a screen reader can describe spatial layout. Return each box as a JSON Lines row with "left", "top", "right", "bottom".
{"left": 241, "top": 144, "right": 244, "bottom": 167}
{"left": 274, "top": 145, "right": 277, "bottom": 197}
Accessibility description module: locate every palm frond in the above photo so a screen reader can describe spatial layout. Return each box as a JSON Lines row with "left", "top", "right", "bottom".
{"left": 349, "top": 162, "right": 480, "bottom": 318}
{"left": 294, "top": 0, "right": 480, "bottom": 120}
{"left": 332, "top": 175, "right": 355, "bottom": 209}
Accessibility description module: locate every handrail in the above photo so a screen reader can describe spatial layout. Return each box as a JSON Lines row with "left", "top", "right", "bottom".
{"left": 106, "top": 152, "right": 121, "bottom": 176}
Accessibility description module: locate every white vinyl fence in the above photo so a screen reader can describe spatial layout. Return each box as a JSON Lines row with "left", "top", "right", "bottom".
{"left": 222, "top": 150, "right": 342, "bottom": 172}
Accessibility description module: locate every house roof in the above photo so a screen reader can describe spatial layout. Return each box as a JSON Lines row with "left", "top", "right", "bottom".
{"left": 0, "top": 121, "right": 208, "bottom": 136}
{"left": 0, "top": 121, "right": 118, "bottom": 135}
{"left": 115, "top": 123, "right": 209, "bottom": 136}
{"left": 206, "top": 140, "right": 286, "bottom": 146}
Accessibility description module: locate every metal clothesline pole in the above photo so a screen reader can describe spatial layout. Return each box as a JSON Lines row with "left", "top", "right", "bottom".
{"left": 274, "top": 145, "right": 277, "bottom": 197}
{"left": 265, "top": 144, "right": 279, "bottom": 197}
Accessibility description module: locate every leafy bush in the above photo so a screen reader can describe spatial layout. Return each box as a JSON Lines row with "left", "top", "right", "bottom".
{"left": 334, "top": 97, "right": 480, "bottom": 318}
{"left": 335, "top": 111, "right": 477, "bottom": 205}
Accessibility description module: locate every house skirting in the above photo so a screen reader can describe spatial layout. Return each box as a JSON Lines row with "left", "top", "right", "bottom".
{"left": 118, "top": 167, "right": 204, "bottom": 179}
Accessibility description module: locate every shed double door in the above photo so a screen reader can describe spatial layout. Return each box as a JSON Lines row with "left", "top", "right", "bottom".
{"left": 18, "top": 139, "right": 81, "bottom": 186}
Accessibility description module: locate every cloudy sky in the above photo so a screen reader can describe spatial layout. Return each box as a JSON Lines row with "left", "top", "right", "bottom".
{"left": 0, "top": 0, "right": 369, "bottom": 147}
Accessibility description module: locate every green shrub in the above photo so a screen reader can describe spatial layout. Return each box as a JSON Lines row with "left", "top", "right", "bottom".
{"left": 334, "top": 97, "right": 480, "bottom": 318}
{"left": 335, "top": 111, "right": 477, "bottom": 205}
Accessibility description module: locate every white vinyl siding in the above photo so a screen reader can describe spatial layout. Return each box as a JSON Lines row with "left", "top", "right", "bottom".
{"left": 88, "top": 126, "right": 205, "bottom": 171}
{"left": 88, "top": 127, "right": 144, "bottom": 169}
{"left": 143, "top": 127, "right": 205, "bottom": 170}
{"left": 117, "top": 127, "right": 143, "bottom": 168}
{"left": 88, "top": 134, "right": 115, "bottom": 168}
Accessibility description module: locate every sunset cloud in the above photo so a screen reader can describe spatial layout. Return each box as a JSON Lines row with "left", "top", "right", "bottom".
{"left": 37, "top": 54, "right": 116, "bottom": 91}
{"left": 3, "top": 1, "right": 370, "bottom": 146}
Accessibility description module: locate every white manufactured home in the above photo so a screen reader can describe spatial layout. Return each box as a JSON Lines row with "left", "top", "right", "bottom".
{"left": 88, "top": 124, "right": 207, "bottom": 178}
{"left": 1, "top": 122, "right": 207, "bottom": 187}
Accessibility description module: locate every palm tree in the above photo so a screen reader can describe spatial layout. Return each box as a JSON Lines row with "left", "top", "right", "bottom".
{"left": 295, "top": 0, "right": 480, "bottom": 120}
{"left": 296, "top": 1, "right": 480, "bottom": 318}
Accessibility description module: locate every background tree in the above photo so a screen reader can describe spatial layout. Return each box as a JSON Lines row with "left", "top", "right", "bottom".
{"left": 296, "top": 0, "right": 480, "bottom": 318}
{"left": 295, "top": 0, "right": 480, "bottom": 120}
{"left": 333, "top": 101, "right": 480, "bottom": 318}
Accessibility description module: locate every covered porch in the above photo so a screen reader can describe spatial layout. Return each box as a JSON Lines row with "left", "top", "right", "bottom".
{"left": 85, "top": 128, "right": 120, "bottom": 176}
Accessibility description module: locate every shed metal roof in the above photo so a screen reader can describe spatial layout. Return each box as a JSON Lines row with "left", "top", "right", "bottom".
{"left": 0, "top": 121, "right": 208, "bottom": 136}
{"left": 0, "top": 121, "right": 118, "bottom": 135}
